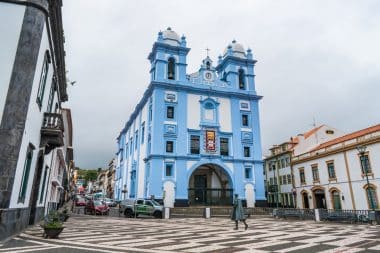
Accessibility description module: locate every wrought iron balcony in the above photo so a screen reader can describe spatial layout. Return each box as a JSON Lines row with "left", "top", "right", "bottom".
{"left": 40, "top": 112, "right": 64, "bottom": 153}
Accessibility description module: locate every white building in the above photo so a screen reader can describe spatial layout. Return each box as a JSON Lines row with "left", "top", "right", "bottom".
{"left": 0, "top": 0, "right": 72, "bottom": 240}
{"left": 292, "top": 124, "right": 380, "bottom": 210}
{"left": 264, "top": 125, "right": 343, "bottom": 207}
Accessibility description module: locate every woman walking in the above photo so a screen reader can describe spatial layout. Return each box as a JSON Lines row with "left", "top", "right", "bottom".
{"left": 231, "top": 194, "right": 248, "bottom": 230}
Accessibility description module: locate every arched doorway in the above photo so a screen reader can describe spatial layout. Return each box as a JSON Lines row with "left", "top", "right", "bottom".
{"left": 188, "top": 163, "right": 233, "bottom": 205}
{"left": 313, "top": 188, "right": 326, "bottom": 209}
{"left": 330, "top": 188, "right": 342, "bottom": 210}
{"left": 301, "top": 191, "right": 309, "bottom": 209}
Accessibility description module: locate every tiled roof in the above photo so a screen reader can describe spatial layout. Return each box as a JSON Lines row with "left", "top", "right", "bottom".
{"left": 303, "top": 125, "right": 324, "bottom": 139}
{"left": 312, "top": 124, "right": 380, "bottom": 151}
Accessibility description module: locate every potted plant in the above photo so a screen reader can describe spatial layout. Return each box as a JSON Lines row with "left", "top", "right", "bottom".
{"left": 41, "top": 211, "right": 64, "bottom": 238}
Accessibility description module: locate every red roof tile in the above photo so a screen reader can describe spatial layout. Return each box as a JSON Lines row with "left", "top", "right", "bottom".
{"left": 312, "top": 124, "right": 380, "bottom": 151}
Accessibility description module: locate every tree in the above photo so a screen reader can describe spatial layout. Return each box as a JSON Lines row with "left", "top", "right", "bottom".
{"left": 85, "top": 170, "right": 98, "bottom": 182}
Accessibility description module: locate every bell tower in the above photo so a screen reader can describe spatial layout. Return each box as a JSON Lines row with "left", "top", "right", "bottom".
{"left": 148, "top": 27, "right": 190, "bottom": 82}
{"left": 216, "top": 40, "right": 257, "bottom": 93}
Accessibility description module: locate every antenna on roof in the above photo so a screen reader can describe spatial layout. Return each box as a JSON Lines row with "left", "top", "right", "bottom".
{"left": 313, "top": 117, "right": 319, "bottom": 144}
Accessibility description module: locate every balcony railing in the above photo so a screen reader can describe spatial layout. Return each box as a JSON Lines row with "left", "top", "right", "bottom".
{"left": 40, "top": 113, "right": 64, "bottom": 153}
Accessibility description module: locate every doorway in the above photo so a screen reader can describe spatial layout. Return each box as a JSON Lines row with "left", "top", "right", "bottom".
{"left": 28, "top": 151, "right": 44, "bottom": 225}
{"left": 188, "top": 163, "right": 233, "bottom": 205}
{"left": 313, "top": 189, "right": 326, "bottom": 209}
{"left": 302, "top": 192, "right": 309, "bottom": 209}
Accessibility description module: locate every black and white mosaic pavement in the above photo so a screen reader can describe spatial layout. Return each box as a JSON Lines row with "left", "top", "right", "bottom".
{"left": 1, "top": 214, "right": 379, "bottom": 253}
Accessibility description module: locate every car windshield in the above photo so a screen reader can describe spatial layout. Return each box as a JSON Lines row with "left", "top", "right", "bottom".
{"left": 150, "top": 200, "right": 160, "bottom": 206}
{"left": 94, "top": 201, "right": 103, "bottom": 206}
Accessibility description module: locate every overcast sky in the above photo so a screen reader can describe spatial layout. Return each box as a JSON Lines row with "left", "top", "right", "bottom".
{"left": 62, "top": 0, "right": 380, "bottom": 169}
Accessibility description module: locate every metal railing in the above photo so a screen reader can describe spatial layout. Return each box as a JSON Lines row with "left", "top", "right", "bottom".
{"left": 188, "top": 188, "right": 233, "bottom": 206}
{"left": 42, "top": 113, "right": 64, "bottom": 131}
{"left": 319, "top": 209, "right": 370, "bottom": 224}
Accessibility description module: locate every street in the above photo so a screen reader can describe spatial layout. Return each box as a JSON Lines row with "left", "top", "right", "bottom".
{"left": 1, "top": 214, "right": 380, "bottom": 253}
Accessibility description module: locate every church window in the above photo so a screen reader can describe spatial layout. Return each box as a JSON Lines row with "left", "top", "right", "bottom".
{"left": 238, "top": 69, "right": 245, "bottom": 90}
{"left": 242, "top": 114, "right": 249, "bottom": 127}
{"left": 141, "top": 123, "right": 145, "bottom": 144}
{"left": 165, "top": 163, "right": 173, "bottom": 177}
{"left": 245, "top": 167, "right": 252, "bottom": 179}
{"left": 167, "top": 57, "right": 175, "bottom": 80}
{"left": 220, "top": 137, "right": 229, "bottom": 156}
{"left": 206, "top": 61, "right": 211, "bottom": 70}
{"left": 148, "top": 104, "right": 152, "bottom": 122}
{"left": 243, "top": 146, "right": 251, "bottom": 157}
{"left": 130, "top": 138, "right": 133, "bottom": 154}
{"left": 221, "top": 72, "right": 227, "bottom": 82}
{"left": 18, "top": 144, "right": 34, "bottom": 203}
{"left": 135, "top": 131, "right": 138, "bottom": 150}
{"left": 166, "top": 141, "right": 174, "bottom": 153}
{"left": 167, "top": 106, "right": 174, "bottom": 119}
{"left": 190, "top": 135, "right": 200, "bottom": 154}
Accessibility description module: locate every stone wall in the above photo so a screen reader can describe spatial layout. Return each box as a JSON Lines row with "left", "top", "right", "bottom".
{"left": 0, "top": 207, "right": 30, "bottom": 241}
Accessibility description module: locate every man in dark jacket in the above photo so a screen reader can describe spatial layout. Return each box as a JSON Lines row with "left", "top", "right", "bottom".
{"left": 231, "top": 194, "right": 248, "bottom": 230}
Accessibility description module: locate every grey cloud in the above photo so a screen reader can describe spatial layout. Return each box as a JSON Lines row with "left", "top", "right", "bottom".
{"left": 62, "top": 0, "right": 380, "bottom": 167}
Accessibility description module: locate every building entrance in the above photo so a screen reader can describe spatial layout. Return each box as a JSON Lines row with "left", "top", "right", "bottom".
{"left": 313, "top": 189, "right": 326, "bottom": 209}
{"left": 188, "top": 163, "right": 233, "bottom": 206}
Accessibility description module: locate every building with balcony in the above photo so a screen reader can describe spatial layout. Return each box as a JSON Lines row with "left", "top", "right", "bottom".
{"left": 264, "top": 125, "right": 343, "bottom": 208}
{"left": 114, "top": 28, "right": 265, "bottom": 207}
{"left": 292, "top": 124, "right": 380, "bottom": 210}
{"left": 0, "top": 0, "right": 72, "bottom": 240}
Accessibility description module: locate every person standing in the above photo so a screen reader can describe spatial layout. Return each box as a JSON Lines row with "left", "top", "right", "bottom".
{"left": 231, "top": 194, "right": 248, "bottom": 230}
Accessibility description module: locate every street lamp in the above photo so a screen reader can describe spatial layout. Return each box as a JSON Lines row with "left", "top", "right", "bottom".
{"left": 122, "top": 184, "right": 128, "bottom": 200}
{"left": 356, "top": 145, "right": 375, "bottom": 211}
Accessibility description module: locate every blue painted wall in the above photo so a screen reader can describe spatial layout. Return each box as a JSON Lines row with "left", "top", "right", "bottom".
{"left": 114, "top": 28, "right": 265, "bottom": 206}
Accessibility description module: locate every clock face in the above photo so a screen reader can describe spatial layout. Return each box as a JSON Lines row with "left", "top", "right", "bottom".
{"left": 204, "top": 71, "right": 213, "bottom": 81}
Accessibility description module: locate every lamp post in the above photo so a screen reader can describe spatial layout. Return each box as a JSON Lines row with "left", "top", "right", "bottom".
{"left": 356, "top": 145, "right": 375, "bottom": 211}
{"left": 122, "top": 184, "right": 128, "bottom": 200}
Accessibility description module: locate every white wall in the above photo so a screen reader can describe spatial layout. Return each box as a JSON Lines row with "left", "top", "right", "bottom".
{"left": 187, "top": 94, "right": 200, "bottom": 129}
{"left": 9, "top": 25, "right": 54, "bottom": 208}
{"left": 218, "top": 98, "right": 231, "bottom": 132}
{"left": 137, "top": 103, "right": 148, "bottom": 198}
{"left": 294, "top": 141, "right": 380, "bottom": 210}
{"left": 0, "top": 4, "right": 25, "bottom": 124}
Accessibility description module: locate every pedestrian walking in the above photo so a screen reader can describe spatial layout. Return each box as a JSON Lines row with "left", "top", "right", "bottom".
{"left": 231, "top": 194, "right": 248, "bottom": 230}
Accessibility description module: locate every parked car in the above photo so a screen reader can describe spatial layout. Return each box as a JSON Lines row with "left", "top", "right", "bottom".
{"left": 119, "top": 199, "right": 163, "bottom": 218}
{"left": 85, "top": 200, "right": 109, "bottom": 215}
{"left": 75, "top": 196, "right": 86, "bottom": 206}
{"left": 102, "top": 198, "right": 116, "bottom": 207}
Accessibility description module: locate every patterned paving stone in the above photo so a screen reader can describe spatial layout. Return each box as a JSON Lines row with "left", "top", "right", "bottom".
{"left": 0, "top": 214, "right": 379, "bottom": 253}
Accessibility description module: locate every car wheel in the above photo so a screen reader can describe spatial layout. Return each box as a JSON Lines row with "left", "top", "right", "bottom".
{"left": 124, "top": 209, "right": 133, "bottom": 218}
{"left": 153, "top": 211, "right": 162, "bottom": 219}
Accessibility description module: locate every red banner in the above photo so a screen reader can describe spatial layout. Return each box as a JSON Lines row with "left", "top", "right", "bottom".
{"left": 205, "top": 130, "right": 216, "bottom": 152}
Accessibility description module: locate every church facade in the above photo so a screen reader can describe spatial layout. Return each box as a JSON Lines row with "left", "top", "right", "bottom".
{"left": 114, "top": 28, "right": 265, "bottom": 207}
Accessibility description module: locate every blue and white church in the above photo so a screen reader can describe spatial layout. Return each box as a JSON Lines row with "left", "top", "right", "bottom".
{"left": 114, "top": 28, "right": 265, "bottom": 207}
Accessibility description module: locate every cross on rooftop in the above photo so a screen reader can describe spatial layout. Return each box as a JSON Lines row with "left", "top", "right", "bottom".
{"left": 205, "top": 47, "right": 210, "bottom": 57}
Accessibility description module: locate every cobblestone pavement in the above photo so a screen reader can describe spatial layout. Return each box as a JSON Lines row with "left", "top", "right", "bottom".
{"left": 1, "top": 214, "right": 380, "bottom": 253}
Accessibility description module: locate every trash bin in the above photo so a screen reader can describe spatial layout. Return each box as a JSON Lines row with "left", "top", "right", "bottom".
{"left": 369, "top": 211, "right": 375, "bottom": 223}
